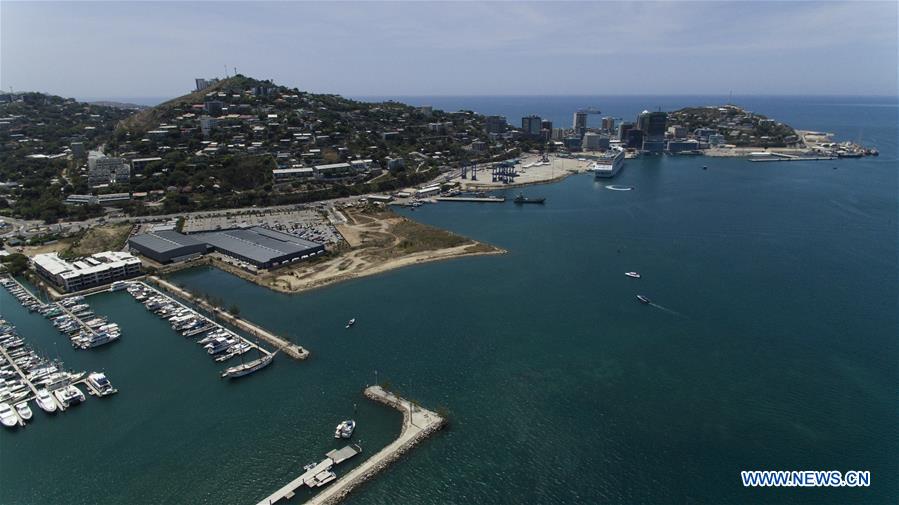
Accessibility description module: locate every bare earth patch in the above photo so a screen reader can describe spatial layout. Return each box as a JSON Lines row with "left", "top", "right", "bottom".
{"left": 247, "top": 207, "right": 505, "bottom": 293}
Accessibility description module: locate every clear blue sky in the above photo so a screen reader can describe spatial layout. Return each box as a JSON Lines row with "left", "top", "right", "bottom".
{"left": 2, "top": 1, "right": 896, "bottom": 99}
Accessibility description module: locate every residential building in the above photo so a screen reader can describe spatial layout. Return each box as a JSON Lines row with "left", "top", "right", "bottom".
{"left": 484, "top": 115, "right": 507, "bottom": 134}
{"left": 521, "top": 115, "right": 542, "bottom": 137}
{"left": 32, "top": 251, "right": 142, "bottom": 292}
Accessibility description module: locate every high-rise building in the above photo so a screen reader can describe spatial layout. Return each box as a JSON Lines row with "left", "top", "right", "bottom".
{"left": 200, "top": 116, "right": 219, "bottom": 136}
{"left": 583, "top": 132, "right": 610, "bottom": 151}
{"left": 205, "top": 100, "right": 224, "bottom": 117}
{"left": 601, "top": 117, "right": 615, "bottom": 132}
{"left": 521, "top": 115, "right": 543, "bottom": 137}
{"left": 541, "top": 119, "right": 553, "bottom": 132}
{"left": 573, "top": 111, "right": 588, "bottom": 137}
{"left": 618, "top": 122, "right": 635, "bottom": 142}
{"left": 637, "top": 111, "right": 668, "bottom": 153}
{"left": 625, "top": 129, "right": 644, "bottom": 149}
{"left": 195, "top": 78, "right": 220, "bottom": 91}
{"left": 484, "top": 115, "right": 508, "bottom": 134}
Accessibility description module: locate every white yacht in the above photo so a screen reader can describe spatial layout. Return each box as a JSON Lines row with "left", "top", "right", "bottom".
{"left": 0, "top": 402, "right": 18, "bottom": 427}
{"left": 54, "top": 385, "right": 85, "bottom": 407}
{"left": 35, "top": 389, "right": 57, "bottom": 413}
{"left": 345, "top": 318, "right": 356, "bottom": 329}
{"left": 625, "top": 272, "right": 641, "bottom": 278}
{"left": 591, "top": 149, "right": 625, "bottom": 178}
{"left": 15, "top": 401, "right": 32, "bottom": 421}
{"left": 87, "top": 372, "right": 117, "bottom": 396}
{"left": 334, "top": 419, "right": 356, "bottom": 439}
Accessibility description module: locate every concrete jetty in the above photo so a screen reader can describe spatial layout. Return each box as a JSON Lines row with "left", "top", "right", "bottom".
{"left": 303, "top": 386, "right": 445, "bottom": 505}
{"left": 435, "top": 196, "right": 505, "bottom": 203}
{"left": 148, "top": 276, "right": 309, "bottom": 360}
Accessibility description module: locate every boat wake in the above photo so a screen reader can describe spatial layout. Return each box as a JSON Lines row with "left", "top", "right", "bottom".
{"left": 605, "top": 185, "right": 633, "bottom": 191}
{"left": 649, "top": 303, "right": 685, "bottom": 317}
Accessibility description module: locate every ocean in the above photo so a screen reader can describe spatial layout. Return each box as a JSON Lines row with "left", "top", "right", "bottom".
{"left": 1, "top": 96, "right": 896, "bottom": 504}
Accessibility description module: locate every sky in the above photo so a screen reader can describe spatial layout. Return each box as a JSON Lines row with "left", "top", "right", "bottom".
{"left": 1, "top": 1, "right": 897, "bottom": 101}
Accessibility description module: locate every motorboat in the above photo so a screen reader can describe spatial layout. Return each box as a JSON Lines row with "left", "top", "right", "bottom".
{"left": 35, "top": 389, "right": 57, "bottom": 413}
{"left": 15, "top": 401, "right": 32, "bottom": 421}
{"left": 54, "top": 385, "right": 85, "bottom": 407}
{"left": 625, "top": 272, "right": 641, "bottom": 279}
{"left": 334, "top": 419, "right": 356, "bottom": 439}
{"left": 87, "top": 372, "right": 117, "bottom": 395}
{"left": 0, "top": 403, "right": 18, "bottom": 427}
{"left": 636, "top": 295, "right": 651, "bottom": 304}
{"left": 345, "top": 318, "right": 356, "bottom": 329}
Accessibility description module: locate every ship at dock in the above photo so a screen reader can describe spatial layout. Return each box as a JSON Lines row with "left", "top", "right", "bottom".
{"left": 513, "top": 194, "right": 545, "bottom": 204}
{"left": 591, "top": 149, "right": 625, "bottom": 178}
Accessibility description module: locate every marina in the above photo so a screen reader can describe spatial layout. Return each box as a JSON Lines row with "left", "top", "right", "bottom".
{"left": 149, "top": 276, "right": 310, "bottom": 360}
{"left": 1, "top": 275, "right": 123, "bottom": 350}
{"left": 0, "top": 319, "right": 116, "bottom": 429}
{"left": 125, "top": 281, "right": 277, "bottom": 378}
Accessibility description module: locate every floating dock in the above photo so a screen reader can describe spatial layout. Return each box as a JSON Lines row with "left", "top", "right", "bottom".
{"left": 255, "top": 445, "right": 362, "bottom": 504}
{"left": 148, "top": 277, "right": 309, "bottom": 360}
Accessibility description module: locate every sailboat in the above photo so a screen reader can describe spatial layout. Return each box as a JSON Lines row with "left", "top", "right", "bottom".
{"left": 221, "top": 349, "right": 276, "bottom": 379}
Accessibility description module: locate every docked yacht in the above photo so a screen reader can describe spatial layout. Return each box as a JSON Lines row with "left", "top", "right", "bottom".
{"left": 334, "top": 419, "right": 356, "bottom": 439}
{"left": 591, "top": 149, "right": 626, "bottom": 178}
{"left": 35, "top": 389, "right": 58, "bottom": 413}
{"left": 15, "top": 401, "right": 33, "bottom": 421}
{"left": 87, "top": 372, "right": 117, "bottom": 396}
{"left": 54, "top": 385, "right": 86, "bottom": 407}
{"left": 221, "top": 351, "right": 276, "bottom": 379}
{"left": 0, "top": 402, "right": 18, "bottom": 427}
{"left": 205, "top": 336, "right": 238, "bottom": 355}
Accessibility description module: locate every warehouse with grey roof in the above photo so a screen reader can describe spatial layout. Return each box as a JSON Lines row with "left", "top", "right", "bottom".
{"left": 194, "top": 226, "right": 325, "bottom": 269}
{"left": 128, "top": 230, "right": 209, "bottom": 264}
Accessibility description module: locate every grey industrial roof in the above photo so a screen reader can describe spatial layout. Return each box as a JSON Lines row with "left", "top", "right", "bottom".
{"left": 195, "top": 226, "right": 322, "bottom": 263}
{"left": 129, "top": 230, "right": 206, "bottom": 253}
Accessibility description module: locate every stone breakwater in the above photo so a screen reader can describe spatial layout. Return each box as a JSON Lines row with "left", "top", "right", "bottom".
{"left": 303, "top": 386, "right": 446, "bottom": 505}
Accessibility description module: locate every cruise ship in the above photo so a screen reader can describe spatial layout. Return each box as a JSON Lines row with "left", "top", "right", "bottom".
{"left": 591, "top": 149, "right": 625, "bottom": 178}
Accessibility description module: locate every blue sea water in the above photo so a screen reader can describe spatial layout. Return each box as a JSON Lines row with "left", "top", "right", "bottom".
{"left": 1, "top": 96, "right": 896, "bottom": 504}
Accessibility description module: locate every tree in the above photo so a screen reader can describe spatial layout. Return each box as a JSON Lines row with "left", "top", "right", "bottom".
{"left": 1, "top": 253, "right": 29, "bottom": 275}
{"left": 228, "top": 304, "right": 240, "bottom": 317}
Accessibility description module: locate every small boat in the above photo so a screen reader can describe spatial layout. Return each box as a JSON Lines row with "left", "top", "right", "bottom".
{"left": 636, "top": 295, "right": 651, "bottom": 304}
{"left": 625, "top": 272, "right": 641, "bottom": 279}
{"left": 0, "top": 402, "right": 17, "bottom": 427}
{"left": 35, "top": 389, "right": 57, "bottom": 413}
{"left": 513, "top": 193, "right": 545, "bottom": 204}
{"left": 345, "top": 318, "right": 356, "bottom": 329}
{"left": 15, "top": 401, "right": 32, "bottom": 421}
{"left": 334, "top": 419, "right": 356, "bottom": 439}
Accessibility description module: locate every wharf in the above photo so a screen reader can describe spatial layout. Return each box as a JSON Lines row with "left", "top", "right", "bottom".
{"left": 748, "top": 156, "right": 835, "bottom": 162}
{"left": 303, "top": 386, "right": 445, "bottom": 505}
{"left": 255, "top": 445, "right": 362, "bottom": 505}
{"left": 148, "top": 276, "right": 309, "bottom": 360}
{"left": 435, "top": 196, "right": 505, "bottom": 203}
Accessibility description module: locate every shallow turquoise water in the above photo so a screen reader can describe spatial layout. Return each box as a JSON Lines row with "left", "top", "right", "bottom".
{"left": 1, "top": 97, "right": 897, "bottom": 504}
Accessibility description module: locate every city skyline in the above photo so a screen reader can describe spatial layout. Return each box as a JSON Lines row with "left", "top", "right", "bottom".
{"left": 2, "top": 1, "right": 897, "bottom": 100}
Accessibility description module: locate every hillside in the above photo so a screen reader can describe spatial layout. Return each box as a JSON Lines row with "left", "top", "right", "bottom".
{"left": 667, "top": 105, "right": 799, "bottom": 147}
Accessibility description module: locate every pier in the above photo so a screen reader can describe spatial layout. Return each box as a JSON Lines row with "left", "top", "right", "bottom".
{"left": 129, "top": 281, "right": 276, "bottom": 369}
{"left": 435, "top": 196, "right": 505, "bottom": 203}
{"left": 748, "top": 156, "right": 836, "bottom": 162}
{"left": 148, "top": 276, "right": 309, "bottom": 360}
{"left": 256, "top": 385, "right": 445, "bottom": 505}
